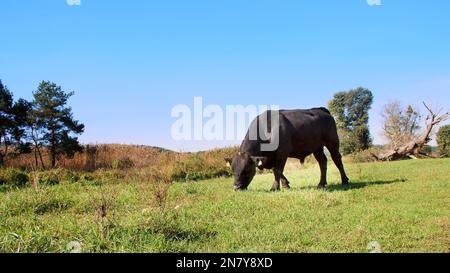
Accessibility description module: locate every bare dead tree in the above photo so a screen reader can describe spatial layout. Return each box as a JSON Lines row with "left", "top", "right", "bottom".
{"left": 381, "top": 101, "right": 421, "bottom": 150}
{"left": 373, "top": 102, "right": 449, "bottom": 161}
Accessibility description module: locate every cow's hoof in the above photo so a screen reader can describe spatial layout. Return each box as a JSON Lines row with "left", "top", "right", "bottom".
{"left": 270, "top": 187, "right": 281, "bottom": 192}
{"left": 317, "top": 184, "right": 327, "bottom": 189}
{"left": 342, "top": 177, "right": 350, "bottom": 185}
{"left": 282, "top": 183, "right": 291, "bottom": 190}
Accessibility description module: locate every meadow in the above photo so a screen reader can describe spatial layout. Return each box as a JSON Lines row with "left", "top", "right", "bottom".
{"left": 0, "top": 157, "right": 449, "bottom": 253}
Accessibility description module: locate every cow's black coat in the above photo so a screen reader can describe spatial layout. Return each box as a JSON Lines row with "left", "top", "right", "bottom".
{"left": 226, "top": 108, "right": 350, "bottom": 191}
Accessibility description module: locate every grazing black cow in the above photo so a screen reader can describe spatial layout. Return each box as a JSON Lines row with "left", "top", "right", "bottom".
{"left": 225, "top": 108, "right": 349, "bottom": 191}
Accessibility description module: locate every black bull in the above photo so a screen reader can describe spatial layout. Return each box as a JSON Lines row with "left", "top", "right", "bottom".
{"left": 225, "top": 108, "right": 349, "bottom": 191}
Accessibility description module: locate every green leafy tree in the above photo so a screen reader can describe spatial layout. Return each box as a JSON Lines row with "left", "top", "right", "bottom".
{"left": 437, "top": 125, "right": 450, "bottom": 157}
{"left": 0, "top": 80, "right": 31, "bottom": 165}
{"left": 328, "top": 87, "right": 374, "bottom": 155}
{"left": 32, "top": 81, "right": 85, "bottom": 168}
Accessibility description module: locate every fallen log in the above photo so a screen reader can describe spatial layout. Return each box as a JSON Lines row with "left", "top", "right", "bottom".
{"left": 373, "top": 102, "right": 449, "bottom": 161}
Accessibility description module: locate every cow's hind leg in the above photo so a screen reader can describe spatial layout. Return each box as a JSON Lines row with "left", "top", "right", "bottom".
{"left": 281, "top": 174, "right": 291, "bottom": 189}
{"left": 313, "top": 148, "right": 328, "bottom": 189}
{"left": 327, "top": 144, "right": 350, "bottom": 185}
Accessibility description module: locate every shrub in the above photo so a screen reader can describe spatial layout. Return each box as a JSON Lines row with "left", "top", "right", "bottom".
{"left": 172, "top": 156, "right": 206, "bottom": 181}
{"left": 112, "top": 157, "right": 135, "bottom": 170}
{"left": 34, "top": 197, "right": 75, "bottom": 215}
{"left": 437, "top": 125, "right": 450, "bottom": 157}
{"left": 0, "top": 168, "right": 29, "bottom": 187}
{"left": 350, "top": 148, "right": 381, "bottom": 163}
{"left": 421, "top": 145, "right": 434, "bottom": 157}
{"left": 92, "top": 168, "right": 126, "bottom": 183}
{"left": 37, "top": 169, "right": 79, "bottom": 186}
{"left": 171, "top": 154, "right": 232, "bottom": 182}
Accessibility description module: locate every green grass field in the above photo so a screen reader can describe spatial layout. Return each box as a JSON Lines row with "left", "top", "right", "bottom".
{"left": 1, "top": 159, "right": 449, "bottom": 253}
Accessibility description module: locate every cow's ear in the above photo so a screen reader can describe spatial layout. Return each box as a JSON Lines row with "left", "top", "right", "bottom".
{"left": 256, "top": 159, "right": 263, "bottom": 167}
{"left": 251, "top": 157, "right": 267, "bottom": 168}
{"left": 224, "top": 158, "right": 232, "bottom": 168}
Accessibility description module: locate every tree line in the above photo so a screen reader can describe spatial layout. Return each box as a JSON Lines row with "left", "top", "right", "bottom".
{"left": 328, "top": 87, "right": 450, "bottom": 159}
{"left": 2, "top": 79, "right": 449, "bottom": 169}
{"left": 0, "top": 80, "right": 84, "bottom": 169}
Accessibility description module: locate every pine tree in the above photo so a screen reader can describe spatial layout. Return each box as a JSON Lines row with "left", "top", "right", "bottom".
{"left": 0, "top": 80, "right": 31, "bottom": 165}
{"left": 31, "top": 81, "right": 85, "bottom": 168}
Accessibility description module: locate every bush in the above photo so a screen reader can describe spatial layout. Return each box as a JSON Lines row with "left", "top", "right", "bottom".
{"left": 171, "top": 154, "right": 232, "bottom": 182}
{"left": 0, "top": 169, "right": 29, "bottom": 187}
{"left": 112, "top": 157, "right": 135, "bottom": 170}
{"left": 33, "top": 197, "right": 75, "bottom": 215}
{"left": 350, "top": 148, "right": 381, "bottom": 163}
{"left": 421, "top": 145, "right": 434, "bottom": 157}
{"left": 437, "top": 125, "right": 450, "bottom": 157}
{"left": 92, "top": 168, "right": 126, "bottom": 183}
{"left": 172, "top": 156, "right": 206, "bottom": 181}
{"left": 37, "top": 169, "right": 80, "bottom": 186}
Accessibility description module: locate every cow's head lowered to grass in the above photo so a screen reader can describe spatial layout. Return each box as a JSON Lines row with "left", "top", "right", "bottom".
{"left": 225, "top": 153, "right": 266, "bottom": 191}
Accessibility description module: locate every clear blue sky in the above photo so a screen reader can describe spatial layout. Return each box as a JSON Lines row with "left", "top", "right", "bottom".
{"left": 1, "top": 0, "right": 449, "bottom": 151}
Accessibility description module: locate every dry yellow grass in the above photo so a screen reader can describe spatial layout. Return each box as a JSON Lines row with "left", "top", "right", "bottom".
{"left": 4, "top": 144, "right": 239, "bottom": 182}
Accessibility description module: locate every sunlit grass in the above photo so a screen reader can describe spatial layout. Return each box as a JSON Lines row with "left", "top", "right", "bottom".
{"left": 0, "top": 159, "right": 449, "bottom": 253}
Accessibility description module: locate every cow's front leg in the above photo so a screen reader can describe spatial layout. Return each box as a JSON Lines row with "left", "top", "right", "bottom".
{"left": 271, "top": 169, "right": 282, "bottom": 192}
{"left": 271, "top": 157, "right": 288, "bottom": 192}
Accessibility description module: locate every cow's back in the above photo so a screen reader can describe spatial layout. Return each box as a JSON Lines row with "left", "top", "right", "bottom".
{"left": 281, "top": 108, "right": 336, "bottom": 134}
{"left": 279, "top": 108, "right": 338, "bottom": 155}
{"left": 241, "top": 108, "right": 338, "bottom": 158}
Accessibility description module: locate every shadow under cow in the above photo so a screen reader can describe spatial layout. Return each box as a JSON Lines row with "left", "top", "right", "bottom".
{"left": 250, "top": 178, "right": 408, "bottom": 193}
{"left": 299, "top": 178, "right": 408, "bottom": 192}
